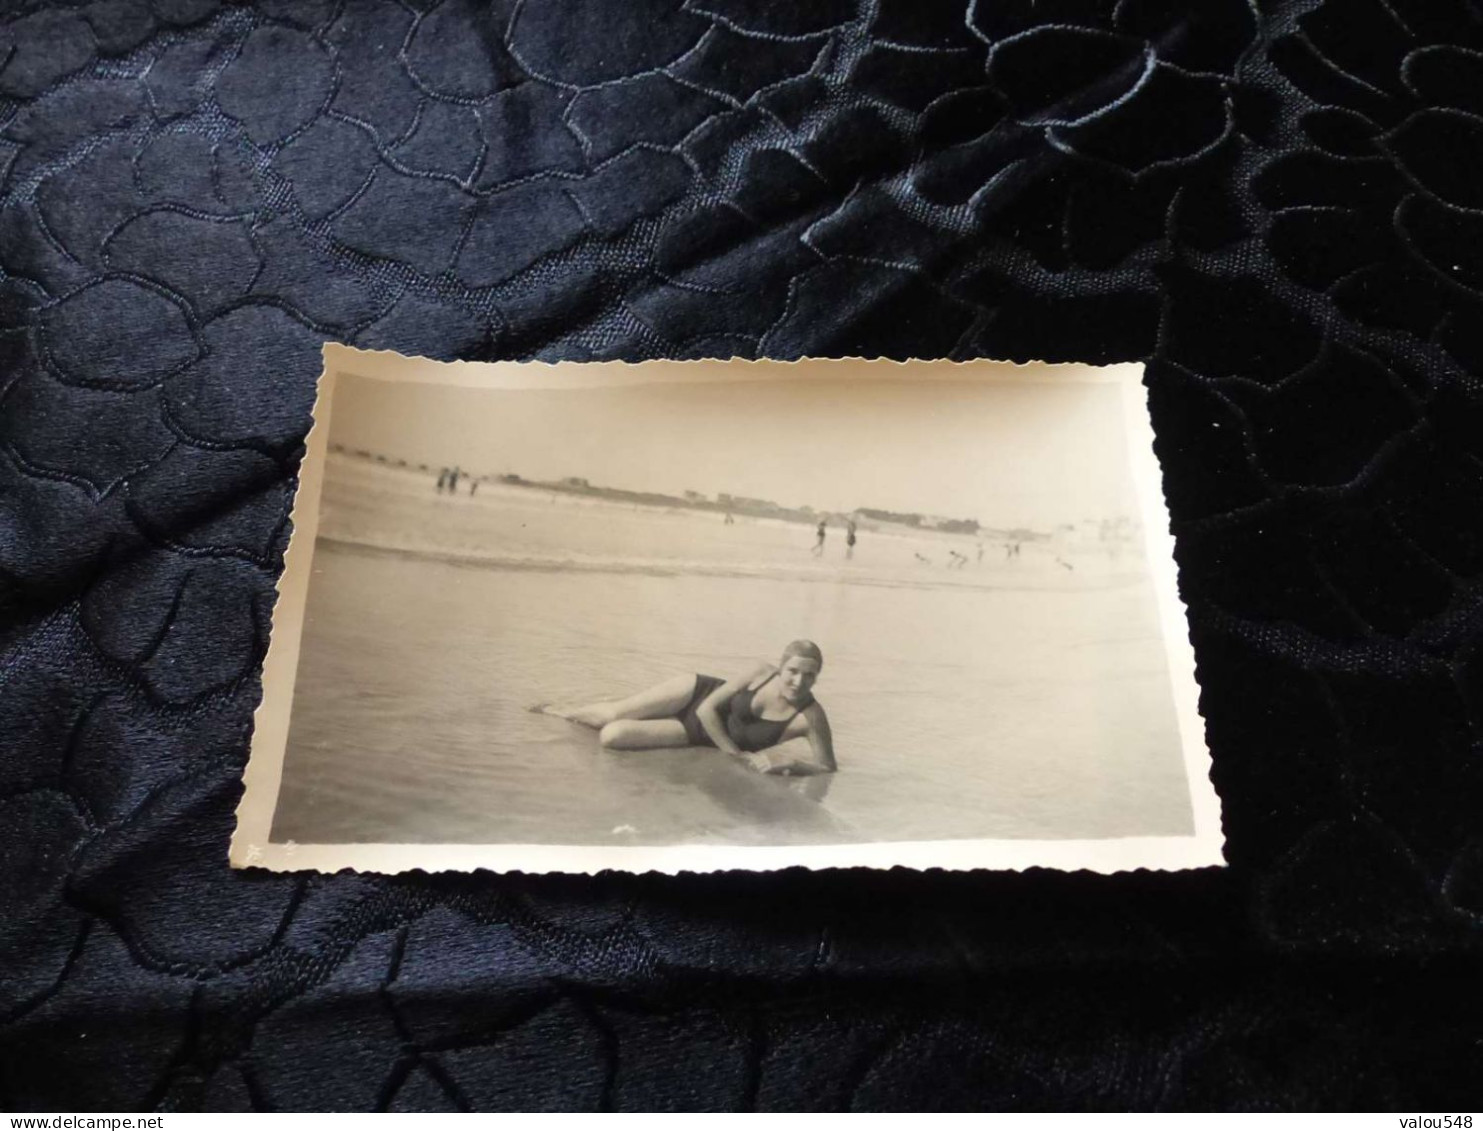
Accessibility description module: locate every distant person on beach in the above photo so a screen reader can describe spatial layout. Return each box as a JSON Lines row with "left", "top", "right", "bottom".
{"left": 470, "top": 479, "right": 479, "bottom": 496}
{"left": 914, "top": 552, "right": 931, "bottom": 565}
{"left": 811, "top": 520, "right": 826, "bottom": 556}
{"left": 436, "top": 468, "right": 449, "bottom": 493}
{"left": 977, "top": 543, "right": 984, "bottom": 564}
{"left": 538, "top": 640, "right": 836, "bottom": 776}
{"left": 846, "top": 519, "right": 857, "bottom": 560}
{"left": 724, "top": 511, "right": 735, "bottom": 525}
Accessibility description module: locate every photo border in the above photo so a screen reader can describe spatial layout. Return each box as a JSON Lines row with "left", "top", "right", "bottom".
{"left": 232, "top": 345, "right": 1225, "bottom": 874}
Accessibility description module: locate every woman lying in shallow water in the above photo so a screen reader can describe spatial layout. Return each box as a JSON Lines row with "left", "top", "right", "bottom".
{"left": 540, "top": 640, "right": 836, "bottom": 776}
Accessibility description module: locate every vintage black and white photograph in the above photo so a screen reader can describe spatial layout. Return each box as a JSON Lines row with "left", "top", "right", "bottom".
{"left": 234, "top": 347, "right": 1221, "bottom": 873}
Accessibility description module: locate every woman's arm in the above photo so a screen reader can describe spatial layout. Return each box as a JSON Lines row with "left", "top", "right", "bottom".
{"left": 758, "top": 704, "right": 836, "bottom": 775}
{"left": 694, "top": 662, "right": 773, "bottom": 763}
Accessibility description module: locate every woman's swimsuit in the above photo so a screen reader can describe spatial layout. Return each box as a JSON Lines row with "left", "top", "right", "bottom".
{"left": 677, "top": 672, "right": 811, "bottom": 752}
{"left": 678, "top": 675, "right": 725, "bottom": 745}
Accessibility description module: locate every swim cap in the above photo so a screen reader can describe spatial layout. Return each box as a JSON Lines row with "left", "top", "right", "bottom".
{"left": 781, "top": 639, "right": 823, "bottom": 668}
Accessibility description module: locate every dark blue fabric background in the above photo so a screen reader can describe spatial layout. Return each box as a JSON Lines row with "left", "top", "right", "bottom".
{"left": 2, "top": 0, "right": 1481, "bottom": 1111}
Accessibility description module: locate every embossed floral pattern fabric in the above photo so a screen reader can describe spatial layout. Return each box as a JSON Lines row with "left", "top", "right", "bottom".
{"left": 1, "top": 0, "right": 1481, "bottom": 1112}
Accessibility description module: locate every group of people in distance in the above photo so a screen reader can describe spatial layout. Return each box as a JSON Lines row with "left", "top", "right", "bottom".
{"left": 809, "top": 515, "right": 1029, "bottom": 570}
{"left": 435, "top": 467, "right": 477, "bottom": 495}
{"left": 810, "top": 517, "right": 859, "bottom": 559}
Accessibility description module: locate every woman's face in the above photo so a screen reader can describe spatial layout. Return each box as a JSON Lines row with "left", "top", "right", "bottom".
{"left": 778, "top": 655, "right": 821, "bottom": 703}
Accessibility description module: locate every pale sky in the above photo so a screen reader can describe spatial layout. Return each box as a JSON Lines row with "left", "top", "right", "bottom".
{"left": 328, "top": 375, "right": 1139, "bottom": 528}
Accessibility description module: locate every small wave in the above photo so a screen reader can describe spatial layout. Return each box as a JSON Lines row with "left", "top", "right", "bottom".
{"left": 317, "top": 534, "right": 1142, "bottom": 593}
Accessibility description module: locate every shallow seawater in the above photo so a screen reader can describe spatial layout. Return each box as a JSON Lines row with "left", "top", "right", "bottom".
{"left": 270, "top": 461, "right": 1194, "bottom": 846}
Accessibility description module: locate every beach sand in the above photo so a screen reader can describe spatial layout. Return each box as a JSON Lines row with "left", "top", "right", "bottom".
{"left": 269, "top": 458, "right": 1194, "bottom": 846}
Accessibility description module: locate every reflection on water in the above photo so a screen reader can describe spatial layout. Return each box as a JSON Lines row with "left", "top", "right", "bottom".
{"left": 271, "top": 461, "right": 1193, "bottom": 846}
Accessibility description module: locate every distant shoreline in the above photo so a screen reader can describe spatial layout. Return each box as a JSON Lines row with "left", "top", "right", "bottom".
{"left": 327, "top": 444, "right": 1043, "bottom": 544}
{"left": 314, "top": 533, "right": 1145, "bottom": 593}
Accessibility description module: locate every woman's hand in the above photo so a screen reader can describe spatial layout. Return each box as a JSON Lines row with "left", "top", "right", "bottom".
{"left": 738, "top": 752, "right": 772, "bottom": 774}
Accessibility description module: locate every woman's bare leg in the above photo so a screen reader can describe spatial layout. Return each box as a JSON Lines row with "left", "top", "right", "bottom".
{"left": 599, "top": 718, "right": 693, "bottom": 749}
{"left": 539, "top": 674, "right": 697, "bottom": 729}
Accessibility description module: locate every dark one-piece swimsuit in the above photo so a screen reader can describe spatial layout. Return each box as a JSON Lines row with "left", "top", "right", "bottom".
{"left": 678, "top": 672, "right": 810, "bottom": 751}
